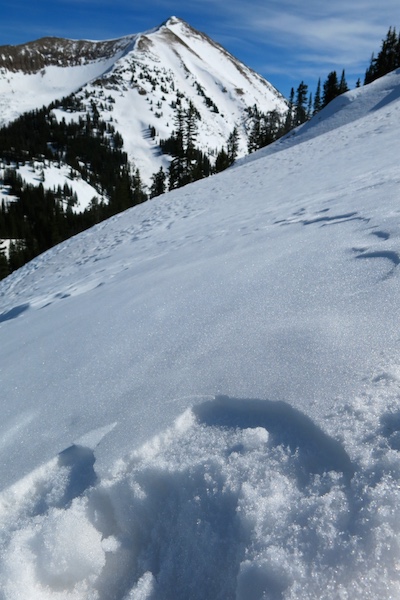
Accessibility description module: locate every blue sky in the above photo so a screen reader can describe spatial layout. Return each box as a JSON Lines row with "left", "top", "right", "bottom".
{"left": 2, "top": 0, "right": 400, "bottom": 98}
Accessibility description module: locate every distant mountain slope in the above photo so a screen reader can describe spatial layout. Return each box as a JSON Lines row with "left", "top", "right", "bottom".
{"left": 0, "top": 17, "right": 287, "bottom": 184}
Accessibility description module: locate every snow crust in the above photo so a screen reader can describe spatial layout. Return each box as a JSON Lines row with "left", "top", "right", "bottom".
{"left": 1, "top": 70, "right": 400, "bottom": 598}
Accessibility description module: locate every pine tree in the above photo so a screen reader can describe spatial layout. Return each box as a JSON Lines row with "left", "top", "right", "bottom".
{"left": 215, "top": 148, "right": 230, "bottom": 173}
{"left": 168, "top": 106, "right": 188, "bottom": 190}
{"left": 294, "top": 81, "right": 308, "bottom": 126}
{"left": 313, "top": 78, "right": 322, "bottom": 115}
{"left": 0, "top": 245, "right": 9, "bottom": 280}
{"left": 283, "top": 88, "right": 295, "bottom": 133}
{"left": 322, "top": 71, "right": 339, "bottom": 107}
{"left": 364, "top": 27, "right": 400, "bottom": 84}
{"left": 132, "top": 168, "right": 147, "bottom": 205}
{"left": 247, "top": 108, "right": 261, "bottom": 153}
{"left": 364, "top": 53, "right": 376, "bottom": 85}
{"left": 307, "top": 93, "right": 313, "bottom": 120}
{"left": 227, "top": 127, "right": 239, "bottom": 165}
{"left": 183, "top": 101, "right": 200, "bottom": 184}
{"left": 150, "top": 167, "right": 166, "bottom": 198}
{"left": 338, "top": 69, "right": 349, "bottom": 94}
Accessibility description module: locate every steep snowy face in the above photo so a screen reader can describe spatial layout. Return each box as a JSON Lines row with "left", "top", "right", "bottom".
{"left": 100, "top": 15, "right": 286, "bottom": 178}
{"left": 0, "top": 17, "right": 287, "bottom": 183}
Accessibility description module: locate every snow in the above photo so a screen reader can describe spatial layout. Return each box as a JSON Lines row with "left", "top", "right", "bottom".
{"left": 111, "top": 17, "right": 287, "bottom": 182}
{"left": 1, "top": 160, "right": 101, "bottom": 212}
{"left": 0, "top": 58, "right": 124, "bottom": 126}
{"left": 1, "top": 69, "right": 400, "bottom": 597}
{"left": 19, "top": 161, "right": 101, "bottom": 211}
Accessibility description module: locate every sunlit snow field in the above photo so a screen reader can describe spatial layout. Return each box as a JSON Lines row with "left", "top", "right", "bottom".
{"left": 1, "top": 70, "right": 400, "bottom": 598}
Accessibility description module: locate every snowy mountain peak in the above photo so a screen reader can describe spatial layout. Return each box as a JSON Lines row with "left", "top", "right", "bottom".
{"left": 0, "top": 17, "right": 287, "bottom": 188}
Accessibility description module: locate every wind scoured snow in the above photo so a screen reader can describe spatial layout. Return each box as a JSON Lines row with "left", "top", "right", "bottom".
{"left": 1, "top": 70, "right": 400, "bottom": 598}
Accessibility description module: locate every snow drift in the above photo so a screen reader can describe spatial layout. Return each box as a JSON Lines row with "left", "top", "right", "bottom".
{"left": 1, "top": 69, "right": 400, "bottom": 598}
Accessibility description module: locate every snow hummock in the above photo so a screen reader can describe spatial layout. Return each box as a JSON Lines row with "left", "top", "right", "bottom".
{"left": 1, "top": 69, "right": 400, "bottom": 598}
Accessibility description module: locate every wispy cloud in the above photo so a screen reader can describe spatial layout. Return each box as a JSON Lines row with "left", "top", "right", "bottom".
{"left": 235, "top": 3, "right": 397, "bottom": 56}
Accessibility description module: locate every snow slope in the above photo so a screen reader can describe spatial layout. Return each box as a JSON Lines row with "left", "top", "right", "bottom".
{"left": 1, "top": 70, "right": 400, "bottom": 598}
{"left": 0, "top": 159, "right": 102, "bottom": 212}
{"left": 0, "top": 52, "right": 131, "bottom": 126}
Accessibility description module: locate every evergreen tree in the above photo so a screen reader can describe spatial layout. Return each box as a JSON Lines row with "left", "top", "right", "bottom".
{"left": 322, "top": 71, "right": 340, "bottom": 107}
{"left": 150, "top": 167, "right": 166, "bottom": 198}
{"left": 0, "top": 245, "right": 9, "bottom": 280}
{"left": 364, "top": 54, "right": 376, "bottom": 85}
{"left": 339, "top": 69, "right": 349, "bottom": 94}
{"left": 168, "top": 106, "right": 188, "bottom": 190}
{"left": 183, "top": 101, "right": 200, "bottom": 183}
{"left": 215, "top": 148, "right": 230, "bottom": 173}
{"left": 110, "top": 166, "right": 133, "bottom": 212}
{"left": 167, "top": 102, "right": 205, "bottom": 189}
{"left": 283, "top": 87, "right": 295, "bottom": 133}
{"left": 294, "top": 81, "right": 308, "bottom": 126}
{"left": 227, "top": 127, "right": 239, "bottom": 165}
{"left": 247, "top": 108, "right": 261, "bottom": 153}
{"left": 132, "top": 168, "right": 147, "bottom": 205}
{"left": 364, "top": 27, "right": 400, "bottom": 84}
{"left": 307, "top": 93, "right": 313, "bottom": 120}
{"left": 313, "top": 79, "right": 322, "bottom": 115}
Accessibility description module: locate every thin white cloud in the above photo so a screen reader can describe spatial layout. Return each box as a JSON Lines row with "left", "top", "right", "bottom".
{"left": 207, "top": 0, "right": 400, "bottom": 92}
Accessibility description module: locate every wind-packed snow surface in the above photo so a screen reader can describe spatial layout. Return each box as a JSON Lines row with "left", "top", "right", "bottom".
{"left": 1, "top": 70, "right": 400, "bottom": 598}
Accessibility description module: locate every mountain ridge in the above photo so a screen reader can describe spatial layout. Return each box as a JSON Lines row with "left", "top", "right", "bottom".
{"left": 0, "top": 16, "right": 287, "bottom": 183}
{"left": 0, "top": 35, "right": 136, "bottom": 72}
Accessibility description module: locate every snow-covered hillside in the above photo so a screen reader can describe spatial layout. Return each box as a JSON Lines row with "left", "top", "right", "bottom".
{"left": 0, "top": 159, "right": 101, "bottom": 212}
{"left": 0, "top": 17, "right": 287, "bottom": 187}
{"left": 1, "top": 69, "right": 400, "bottom": 598}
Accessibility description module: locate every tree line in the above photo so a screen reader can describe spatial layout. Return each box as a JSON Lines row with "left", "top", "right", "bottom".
{"left": 247, "top": 25, "right": 400, "bottom": 154}
{"left": 0, "top": 94, "right": 239, "bottom": 278}
{"left": 364, "top": 27, "right": 400, "bottom": 84}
